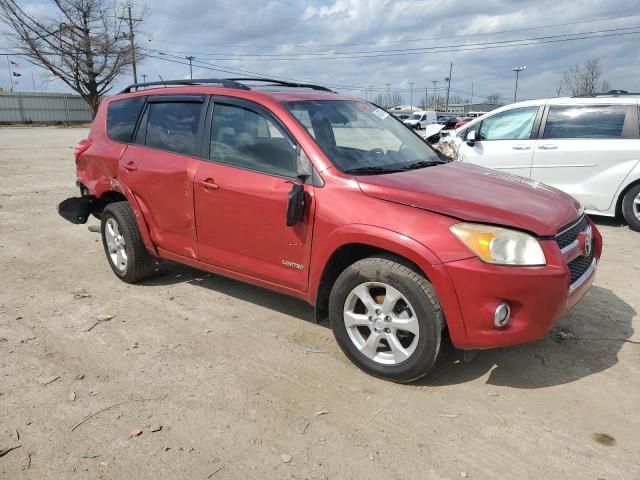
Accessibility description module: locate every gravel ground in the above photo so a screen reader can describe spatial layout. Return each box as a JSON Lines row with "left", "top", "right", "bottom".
{"left": 1, "top": 126, "right": 639, "bottom": 479}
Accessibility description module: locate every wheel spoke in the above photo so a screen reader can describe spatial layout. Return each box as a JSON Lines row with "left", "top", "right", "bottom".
{"left": 381, "top": 285, "right": 402, "bottom": 315}
{"left": 344, "top": 310, "right": 370, "bottom": 329}
{"left": 351, "top": 284, "right": 378, "bottom": 314}
{"left": 385, "top": 332, "right": 410, "bottom": 363}
{"left": 360, "top": 332, "right": 381, "bottom": 358}
{"left": 390, "top": 315, "right": 419, "bottom": 335}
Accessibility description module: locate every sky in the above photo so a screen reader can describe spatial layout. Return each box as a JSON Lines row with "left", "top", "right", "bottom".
{"left": 1, "top": 0, "right": 640, "bottom": 105}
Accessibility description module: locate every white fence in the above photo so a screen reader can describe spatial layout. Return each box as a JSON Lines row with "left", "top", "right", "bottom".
{"left": 0, "top": 91, "right": 92, "bottom": 124}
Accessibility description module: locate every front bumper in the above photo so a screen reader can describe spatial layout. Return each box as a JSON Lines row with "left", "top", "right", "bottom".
{"left": 443, "top": 222, "right": 602, "bottom": 349}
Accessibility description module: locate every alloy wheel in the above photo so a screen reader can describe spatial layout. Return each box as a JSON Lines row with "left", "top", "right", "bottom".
{"left": 343, "top": 282, "right": 419, "bottom": 365}
{"left": 104, "top": 217, "right": 127, "bottom": 272}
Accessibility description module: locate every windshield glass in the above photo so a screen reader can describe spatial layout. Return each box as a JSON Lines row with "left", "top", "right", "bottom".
{"left": 409, "top": 113, "right": 422, "bottom": 120}
{"left": 284, "top": 100, "right": 442, "bottom": 173}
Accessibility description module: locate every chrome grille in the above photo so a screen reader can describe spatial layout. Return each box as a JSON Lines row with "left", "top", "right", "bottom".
{"left": 568, "top": 251, "right": 594, "bottom": 284}
{"left": 555, "top": 215, "right": 588, "bottom": 250}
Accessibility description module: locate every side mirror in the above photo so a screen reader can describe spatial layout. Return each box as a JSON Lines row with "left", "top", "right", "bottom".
{"left": 286, "top": 183, "right": 306, "bottom": 227}
{"left": 466, "top": 130, "right": 477, "bottom": 146}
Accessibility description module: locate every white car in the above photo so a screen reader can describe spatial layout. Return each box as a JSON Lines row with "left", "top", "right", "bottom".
{"left": 403, "top": 110, "right": 438, "bottom": 130}
{"left": 454, "top": 94, "right": 640, "bottom": 231}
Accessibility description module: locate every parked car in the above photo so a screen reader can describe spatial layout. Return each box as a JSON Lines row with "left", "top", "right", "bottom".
{"left": 437, "top": 116, "right": 460, "bottom": 129}
{"left": 403, "top": 110, "right": 438, "bottom": 129}
{"left": 59, "top": 78, "right": 601, "bottom": 382}
{"left": 454, "top": 117, "right": 473, "bottom": 129}
{"left": 395, "top": 113, "right": 411, "bottom": 120}
{"left": 455, "top": 95, "right": 640, "bottom": 231}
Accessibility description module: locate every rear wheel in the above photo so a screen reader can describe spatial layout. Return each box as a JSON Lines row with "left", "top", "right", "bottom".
{"left": 621, "top": 184, "right": 640, "bottom": 232}
{"left": 329, "top": 256, "right": 443, "bottom": 383}
{"left": 101, "top": 202, "right": 156, "bottom": 283}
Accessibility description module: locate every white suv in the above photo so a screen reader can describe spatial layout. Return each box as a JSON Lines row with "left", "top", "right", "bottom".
{"left": 454, "top": 94, "right": 640, "bottom": 230}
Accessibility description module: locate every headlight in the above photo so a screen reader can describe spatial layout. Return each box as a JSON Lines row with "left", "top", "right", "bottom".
{"left": 450, "top": 223, "right": 546, "bottom": 266}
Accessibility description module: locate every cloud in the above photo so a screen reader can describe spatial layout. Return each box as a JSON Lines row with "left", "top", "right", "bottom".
{"left": 1, "top": 0, "right": 638, "bottom": 101}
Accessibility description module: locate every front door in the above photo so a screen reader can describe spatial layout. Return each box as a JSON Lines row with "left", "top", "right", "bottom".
{"left": 193, "top": 99, "right": 315, "bottom": 291}
{"left": 458, "top": 105, "right": 541, "bottom": 177}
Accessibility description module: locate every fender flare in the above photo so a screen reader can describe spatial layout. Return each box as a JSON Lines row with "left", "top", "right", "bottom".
{"left": 94, "top": 178, "right": 158, "bottom": 257}
{"left": 309, "top": 224, "right": 468, "bottom": 346}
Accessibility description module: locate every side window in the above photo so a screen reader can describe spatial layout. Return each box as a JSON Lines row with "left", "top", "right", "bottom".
{"left": 460, "top": 120, "right": 480, "bottom": 140}
{"left": 106, "top": 97, "right": 146, "bottom": 143}
{"left": 145, "top": 101, "right": 204, "bottom": 156}
{"left": 543, "top": 105, "right": 629, "bottom": 139}
{"left": 479, "top": 107, "right": 538, "bottom": 140}
{"left": 210, "top": 103, "right": 297, "bottom": 178}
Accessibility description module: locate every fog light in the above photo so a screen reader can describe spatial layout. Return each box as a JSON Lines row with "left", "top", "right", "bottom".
{"left": 494, "top": 302, "right": 511, "bottom": 328}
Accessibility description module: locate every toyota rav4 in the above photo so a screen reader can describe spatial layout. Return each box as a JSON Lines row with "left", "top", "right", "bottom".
{"left": 59, "top": 78, "right": 602, "bottom": 382}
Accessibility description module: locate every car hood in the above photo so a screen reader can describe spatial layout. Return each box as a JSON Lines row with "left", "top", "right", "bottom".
{"left": 356, "top": 161, "right": 582, "bottom": 236}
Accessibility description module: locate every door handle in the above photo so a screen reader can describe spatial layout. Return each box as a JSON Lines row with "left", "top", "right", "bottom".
{"left": 511, "top": 144, "right": 531, "bottom": 150}
{"left": 122, "top": 162, "right": 137, "bottom": 172}
{"left": 198, "top": 178, "right": 219, "bottom": 190}
{"left": 538, "top": 144, "right": 558, "bottom": 150}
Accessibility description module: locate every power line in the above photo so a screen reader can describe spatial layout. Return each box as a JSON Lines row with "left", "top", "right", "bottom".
{"left": 144, "top": 25, "right": 640, "bottom": 61}
{"left": 145, "top": 12, "right": 640, "bottom": 50}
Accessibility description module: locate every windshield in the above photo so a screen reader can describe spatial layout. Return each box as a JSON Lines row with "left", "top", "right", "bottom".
{"left": 409, "top": 113, "right": 422, "bottom": 120}
{"left": 284, "top": 100, "right": 442, "bottom": 173}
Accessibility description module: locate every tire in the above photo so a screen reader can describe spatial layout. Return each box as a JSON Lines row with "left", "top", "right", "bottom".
{"left": 621, "top": 184, "right": 640, "bottom": 232}
{"left": 328, "top": 255, "right": 443, "bottom": 383}
{"left": 100, "top": 201, "right": 156, "bottom": 283}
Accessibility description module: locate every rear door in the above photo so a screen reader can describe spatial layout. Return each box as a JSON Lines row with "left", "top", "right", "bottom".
{"left": 119, "top": 95, "right": 206, "bottom": 257}
{"left": 531, "top": 103, "right": 640, "bottom": 212}
{"left": 457, "top": 105, "right": 542, "bottom": 177}
{"left": 193, "top": 97, "right": 315, "bottom": 291}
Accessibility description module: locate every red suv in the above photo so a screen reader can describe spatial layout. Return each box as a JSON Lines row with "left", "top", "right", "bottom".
{"left": 59, "top": 78, "right": 602, "bottom": 382}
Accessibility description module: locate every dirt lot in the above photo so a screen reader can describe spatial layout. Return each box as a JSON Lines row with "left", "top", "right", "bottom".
{"left": 1, "top": 126, "right": 639, "bottom": 479}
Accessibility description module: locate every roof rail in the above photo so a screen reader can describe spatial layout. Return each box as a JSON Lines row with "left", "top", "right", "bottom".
{"left": 227, "top": 77, "right": 335, "bottom": 93}
{"left": 572, "top": 89, "right": 640, "bottom": 98}
{"left": 119, "top": 78, "right": 250, "bottom": 94}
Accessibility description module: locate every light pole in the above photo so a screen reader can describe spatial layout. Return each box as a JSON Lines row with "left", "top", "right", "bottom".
{"left": 409, "top": 82, "right": 414, "bottom": 109}
{"left": 513, "top": 66, "right": 526, "bottom": 103}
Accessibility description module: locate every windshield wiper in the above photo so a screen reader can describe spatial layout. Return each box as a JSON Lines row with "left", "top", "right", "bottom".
{"left": 343, "top": 166, "right": 403, "bottom": 175}
{"left": 400, "top": 159, "right": 446, "bottom": 171}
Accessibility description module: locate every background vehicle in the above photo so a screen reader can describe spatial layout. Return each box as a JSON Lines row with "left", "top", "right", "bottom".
{"left": 59, "top": 78, "right": 601, "bottom": 383}
{"left": 455, "top": 94, "right": 640, "bottom": 230}
{"left": 454, "top": 117, "right": 473, "bottom": 129}
{"left": 437, "top": 116, "right": 460, "bottom": 129}
{"left": 403, "top": 110, "right": 438, "bottom": 129}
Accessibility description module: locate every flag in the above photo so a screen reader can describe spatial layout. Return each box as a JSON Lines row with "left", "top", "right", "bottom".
{"left": 12, "top": 72, "right": 22, "bottom": 77}
{"left": 10, "top": 60, "right": 20, "bottom": 67}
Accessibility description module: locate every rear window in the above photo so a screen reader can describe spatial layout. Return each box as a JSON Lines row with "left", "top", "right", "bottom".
{"left": 144, "top": 102, "right": 204, "bottom": 156}
{"left": 543, "top": 105, "right": 629, "bottom": 139}
{"left": 106, "top": 97, "right": 146, "bottom": 143}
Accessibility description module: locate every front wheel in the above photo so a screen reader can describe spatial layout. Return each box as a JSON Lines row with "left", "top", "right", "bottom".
{"left": 621, "top": 184, "right": 640, "bottom": 232}
{"left": 329, "top": 256, "right": 443, "bottom": 383}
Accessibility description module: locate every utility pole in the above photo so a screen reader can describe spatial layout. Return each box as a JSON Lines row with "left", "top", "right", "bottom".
{"left": 431, "top": 80, "right": 438, "bottom": 110}
{"left": 471, "top": 82, "right": 474, "bottom": 108}
{"left": 444, "top": 62, "right": 453, "bottom": 113}
{"left": 385, "top": 83, "right": 391, "bottom": 108}
{"left": 186, "top": 56, "right": 195, "bottom": 79}
{"left": 119, "top": 3, "right": 142, "bottom": 85}
{"left": 409, "top": 82, "right": 414, "bottom": 109}
{"left": 513, "top": 66, "right": 526, "bottom": 103}
{"left": 142, "top": 74, "right": 147, "bottom": 83}
{"left": 424, "top": 86, "right": 428, "bottom": 110}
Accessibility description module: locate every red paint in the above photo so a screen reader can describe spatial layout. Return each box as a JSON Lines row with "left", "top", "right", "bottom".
{"left": 72, "top": 86, "right": 602, "bottom": 350}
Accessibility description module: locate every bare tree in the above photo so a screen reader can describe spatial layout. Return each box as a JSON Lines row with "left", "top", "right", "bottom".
{"left": 486, "top": 93, "right": 502, "bottom": 105}
{"left": 0, "top": 0, "right": 141, "bottom": 116}
{"left": 389, "top": 92, "right": 403, "bottom": 108}
{"left": 562, "top": 58, "right": 610, "bottom": 96}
